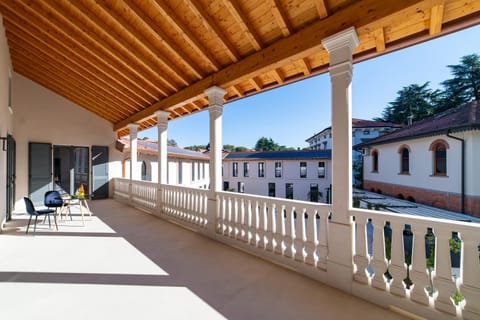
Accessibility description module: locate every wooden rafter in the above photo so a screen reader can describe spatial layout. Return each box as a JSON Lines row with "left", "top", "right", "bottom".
{"left": 0, "top": 0, "right": 154, "bottom": 105}
{"left": 269, "top": 0, "right": 293, "bottom": 37}
{"left": 250, "top": 77, "right": 263, "bottom": 91}
{"left": 222, "top": 0, "right": 263, "bottom": 51}
{"left": 271, "top": 69, "right": 285, "bottom": 85}
{"left": 151, "top": 0, "right": 221, "bottom": 72}
{"left": 113, "top": 0, "right": 429, "bottom": 131}
{"left": 41, "top": 0, "right": 167, "bottom": 99}
{"left": 314, "top": 0, "right": 329, "bottom": 19}
{"left": 184, "top": 0, "right": 240, "bottom": 63}
{"left": 63, "top": 0, "right": 179, "bottom": 94}
{"left": 231, "top": 84, "right": 244, "bottom": 97}
{"left": 374, "top": 28, "right": 386, "bottom": 52}
{"left": 4, "top": 20, "right": 143, "bottom": 112}
{"left": 299, "top": 58, "right": 312, "bottom": 76}
{"left": 429, "top": 2, "right": 445, "bottom": 35}
{"left": 123, "top": 0, "right": 205, "bottom": 80}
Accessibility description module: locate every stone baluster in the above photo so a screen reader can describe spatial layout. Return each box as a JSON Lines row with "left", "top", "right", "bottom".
{"left": 317, "top": 212, "right": 328, "bottom": 270}
{"left": 294, "top": 207, "right": 305, "bottom": 262}
{"left": 434, "top": 226, "right": 457, "bottom": 314}
{"left": 460, "top": 230, "right": 480, "bottom": 319}
{"left": 389, "top": 220, "right": 406, "bottom": 297}
{"left": 284, "top": 205, "right": 295, "bottom": 258}
{"left": 257, "top": 201, "right": 267, "bottom": 249}
{"left": 274, "top": 204, "right": 284, "bottom": 255}
{"left": 265, "top": 202, "right": 275, "bottom": 252}
{"left": 305, "top": 208, "right": 318, "bottom": 266}
{"left": 370, "top": 218, "right": 388, "bottom": 290}
{"left": 353, "top": 215, "right": 369, "bottom": 284}
{"left": 239, "top": 197, "right": 247, "bottom": 242}
{"left": 410, "top": 223, "right": 429, "bottom": 305}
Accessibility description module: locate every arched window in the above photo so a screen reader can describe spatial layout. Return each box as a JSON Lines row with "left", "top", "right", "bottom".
{"left": 398, "top": 145, "right": 410, "bottom": 174}
{"left": 429, "top": 140, "right": 449, "bottom": 176}
{"left": 371, "top": 150, "right": 379, "bottom": 172}
{"left": 141, "top": 161, "right": 147, "bottom": 181}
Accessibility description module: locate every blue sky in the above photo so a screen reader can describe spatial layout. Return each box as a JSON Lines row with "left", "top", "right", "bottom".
{"left": 139, "top": 25, "right": 480, "bottom": 149}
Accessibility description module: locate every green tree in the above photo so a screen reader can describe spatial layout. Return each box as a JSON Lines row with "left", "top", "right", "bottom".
{"left": 223, "top": 144, "right": 235, "bottom": 152}
{"left": 185, "top": 145, "right": 206, "bottom": 151}
{"left": 255, "top": 137, "right": 280, "bottom": 151}
{"left": 436, "top": 53, "right": 480, "bottom": 112}
{"left": 234, "top": 146, "right": 249, "bottom": 152}
{"left": 167, "top": 139, "right": 178, "bottom": 147}
{"left": 375, "top": 82, "right": 436, "bottom": 125}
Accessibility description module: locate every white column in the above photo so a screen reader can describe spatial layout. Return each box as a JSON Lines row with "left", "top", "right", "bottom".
{"left": 155, "top": 111, "right": 169, "bottom": 215}
{"left": 321, "top": 27, "right": 359, "bottom": 292}
{"left": 128, "top": 123, "right": 140, "bottom": 181}
{"left": 128, "top": 123, "right": 139, "bottom": 203}
{"left": 205, "top": 86, "right": 226, "bottom": 236}
{"left": 156, "top": 111, "right": 169, "bottom": 184}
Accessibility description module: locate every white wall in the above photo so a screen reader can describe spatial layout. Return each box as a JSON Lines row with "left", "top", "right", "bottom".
{"left": 463, "top": 131, "right": 480, "bottom": 198}
{"left": 363, "top": 135, "right": 463, "bottom": 193}
{"left": 223, "top": 159, "right": 331, "bottom": 202}
{"left": 0, "top": 17, "right": 12, "bottom": 229}
{"left": 124, "top": 154, "right": 210, "bottom": 189}
{"left": 12, "top": 73, "right": 123, "bottom": 211}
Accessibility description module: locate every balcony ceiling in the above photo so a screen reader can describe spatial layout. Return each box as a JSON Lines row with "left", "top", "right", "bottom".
{"left": 1, "top": 0, "right": 479, "bottom": 137}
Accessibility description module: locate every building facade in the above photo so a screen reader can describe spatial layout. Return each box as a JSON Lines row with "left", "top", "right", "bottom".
{"left": 223, "top": 150, "right": 332, "bottom": 203}
{"left": 120, "top": 139, "right": 210, "bottom": 189}
{"left": 358, "top": 101, "right": 480, "bottom": 217}
{"left": 306, "top": 119, "right": 402, "bottom": 185}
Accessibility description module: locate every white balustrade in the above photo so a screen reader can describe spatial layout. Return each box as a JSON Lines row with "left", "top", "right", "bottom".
{"left": 352, "top": 208, "right": 480, "bottom": 319}
{"left": 112, "top": 179, "right": 480, "bottom": 319}
{"left": 217, "top": 192, "right": 331, "bottom": 270}
{"left": 113, "top": 178, "right": 130, "bottom": 201}
{"left": 161, "top": 184, "right": 208, "bottom": 230}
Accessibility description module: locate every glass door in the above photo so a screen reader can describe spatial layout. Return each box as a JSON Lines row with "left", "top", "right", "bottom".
{"left": 53, "top": 146, "right": 89, "bottom": 196}
{"left": 6, "top": 135, "right": 15, "bottom": 221}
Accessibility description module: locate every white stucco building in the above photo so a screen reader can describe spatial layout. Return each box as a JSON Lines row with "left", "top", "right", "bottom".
{"left": 120, "top": 139, "right": 210, "bottom": 189}
{"left": 306, "top": 119, "right": 402, "bottom": 185}
{"left": 358, "top": 101, "right": 480, "bottom": 217}
{"left": 223, "top": 150, "right": 332, "bottom": 202}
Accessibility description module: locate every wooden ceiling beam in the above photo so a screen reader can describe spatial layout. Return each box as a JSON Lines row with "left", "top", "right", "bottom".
{"left": 184, "top": 0, "right": 240, "bottom": 63}
{"left": 374, "top": 28, "right": 386, "bottom": 52}
{"left": 190, "top": 102, "right": 203, "bottom": 111}
{"left": 14, "top": 61, "right": 120, "bottom": 122}
{"left": 299, "top": 58, "right": 312, "bottom": 76}
{"left": 314, "top": 0, "right": 329, "bottom": 19}
{"left": 231, "top": 84, "right": 244, "bottom": 97}
{"left": 85, "top": 0, "right": 188, "bottom": 90}
{"left": 123, "top": 0, "right": 205, "bottom": 80}
{"left": 9, "top": 38, "right": 133, "bottom": 118}
{"left": 250, "top": 77, "right": 263, "bottom": 91}
{"left": 429, "top": 2, "right": 445, "bottom": 35}
{"left": 152, "top": 0, "right": 221, "bottom": 72}
{"left": 269, "top": 0, "right": 293, "bottom": 37}
{"left": 54, "top": 0, "right": 174, "bottom": 96}
{"left": 271, "top": 69, "right": 285, "bottom": 85}
{"left": 5, "top": 24, "right": 143, "bottom": 113}
{"left": 113, "top": 0, "right": 427, "bottom": 131}
{"left": 1, "top": 0, "right": 158, "bottom": 104}
{"left": 221, "top": 0, "right": 263, "bottom": 51}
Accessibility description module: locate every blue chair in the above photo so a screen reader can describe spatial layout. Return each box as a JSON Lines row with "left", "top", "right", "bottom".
{"left": 45, "top": 190, "right": 64, "bottom": 224}
{"left": 24, "top": 197, "right": 56, "bottom": 234}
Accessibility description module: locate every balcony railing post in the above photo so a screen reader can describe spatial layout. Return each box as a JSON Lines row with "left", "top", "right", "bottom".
{"left": 322, "top": 27, "right": 359, "bottom": 292}
{"left": 460, "top": 230, "right": 480, "bottom": 319}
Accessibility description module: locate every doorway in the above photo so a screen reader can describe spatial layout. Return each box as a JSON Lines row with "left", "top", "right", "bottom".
{"left": 53, "top": 146, "right": 89, "bottom": 196}
{"left": 6, "top": 135, "right": 15, "bottom": 221}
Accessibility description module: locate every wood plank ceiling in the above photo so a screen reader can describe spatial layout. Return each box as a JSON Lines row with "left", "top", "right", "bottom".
{"left": 1, "top": 0, "right": 479, "bottom": 137}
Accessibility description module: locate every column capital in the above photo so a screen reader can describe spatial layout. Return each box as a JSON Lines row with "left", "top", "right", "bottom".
{"left": 154, "top": 110, "right": 170, "bottom": 122}
{"left": 127, "top": 123, "right": 139, "bottom": 136}
{"left": 208, "top": 104, "right": 223, "bottom": 119}
{"left": 204, "top": 86, "right": 227, "bottom": 106}
{"left": 322, "top": 27, "right": 359, "bottom": 65}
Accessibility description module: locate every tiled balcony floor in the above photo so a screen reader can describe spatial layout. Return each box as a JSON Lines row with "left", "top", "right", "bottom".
{"left": 0, "top": 199, "right": 407, "bottom": 320}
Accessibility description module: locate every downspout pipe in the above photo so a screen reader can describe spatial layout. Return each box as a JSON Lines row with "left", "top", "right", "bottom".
{"left": 446, "top": 131, "right": 465, "bottom": 214}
